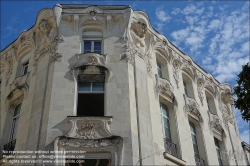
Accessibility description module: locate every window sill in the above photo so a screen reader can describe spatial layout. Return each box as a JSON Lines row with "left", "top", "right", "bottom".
{"left": 163, "top": 152, "right": 186, "bottom": 166}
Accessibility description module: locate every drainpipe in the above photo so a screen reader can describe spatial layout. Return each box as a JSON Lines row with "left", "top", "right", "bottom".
{"left": 227, "top": 123, "right": 238, "bottom": 166}
{"left": 35, "top": 55, "right": 51, "bottom": 165}
{"left": 133, "top": 57, "right": 142, "bottom": 166}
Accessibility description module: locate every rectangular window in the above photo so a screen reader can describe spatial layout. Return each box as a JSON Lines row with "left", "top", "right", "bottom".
{"left": 157, "top": 61, "right": 163, "bottom": 78}
{"left": 207, "top": 98, "right": 211, "bottom": 112}
{"left": 214, "top": 137, "right": 223, "bottom": 166}
{"left": 77, "top": 81, "right": 104, "bottom": 116}
{"left": 160, "top": 103, "right": 171, "bottom": 141}
{"left": 22, "top": 62, "right": 29, "bottom": 75}
{"left": 189, "top": 122, "right": 199, "bottom": 157}
{"left": 183, "top": 81, "right": 188, "bottom": 96}
{"left": 83, "top": 41, "right": 102, "bottom": 54}
{"left": 9, "top": 103, "right": 21, "bottom": 142}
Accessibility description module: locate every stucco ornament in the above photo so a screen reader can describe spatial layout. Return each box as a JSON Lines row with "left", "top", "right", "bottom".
{"left": 130, "top": 21, "right": 147, "bottom": 53}
{"left": 5, "top": 51, "right": 15, "bottom": 85}
{"left": 172, "top": 59, "right": 180, "bottom": 88}
{"left": 155, "top": 74, "right": 174, "bottom": 98}
{"left": 184, "top": 95, "right": 203, "bottom": 123}
{"left": 33, "top": 15, "right": 63, "bottom": 75}
{"left": 197, "top": 78, "right": 204, "bottom": 105}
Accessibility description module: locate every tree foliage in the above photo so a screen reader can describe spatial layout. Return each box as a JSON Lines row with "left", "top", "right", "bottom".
{"left": 234, "top": 62, "right": 250, "bottom": 122}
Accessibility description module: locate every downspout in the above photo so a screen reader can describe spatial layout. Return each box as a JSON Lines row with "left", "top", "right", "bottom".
{"left": 227, "top": 122, "right": 238, "bottom": 166}
{"left": 133, "top": 56, "right": 143, "bottom": 166}
{"left": 35, "top": 54, "right": 51, "bottom": 163}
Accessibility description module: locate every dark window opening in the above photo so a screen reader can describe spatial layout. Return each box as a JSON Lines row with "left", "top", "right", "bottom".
{"left": 77, "top": 79, "right": 104, "bottom": 116}
{"left": 77, "top": 93, "right": 104, "bottom": 116}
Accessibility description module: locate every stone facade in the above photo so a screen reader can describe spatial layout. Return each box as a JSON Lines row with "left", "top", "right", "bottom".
{"left": 0, "top": 4, "right": 247, "bottom": 166}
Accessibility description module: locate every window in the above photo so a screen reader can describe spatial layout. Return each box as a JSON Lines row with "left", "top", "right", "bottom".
{"left": 83, "top": 41, "right": 101, "bottom": 54}
{"left": 207, "top": 99, "right": 211, "bottom": 112}
{"left": 22, "top": 62, "right": 29, "bottom": 75}
{"left": 77, "top": 80, "right": 104, "bottom": 116}
{"left": 9, "top": 103, "right": 21, "bottom": 142}
{"left": 157, "top": 61, "right": 163, "bottom": 78}
{"left": 189, "top": 122, "right": 199, "bottom": 157}
{"left": 214, "top": 138, "right": 223, "bottom": 166}
{"left": 160, "top": 103, "right": 171, "bottom": 141}
{"left": 183, "top": 81, "right": 188, "bottom": 96}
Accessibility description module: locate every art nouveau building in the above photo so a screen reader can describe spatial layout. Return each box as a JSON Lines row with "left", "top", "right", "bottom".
{"left": 0, "top": 4, "right": 248, "bottom": 166}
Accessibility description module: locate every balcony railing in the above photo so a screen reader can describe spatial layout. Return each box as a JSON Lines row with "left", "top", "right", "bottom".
{"left": 195, "top": 155, "right": 205, "bottom": 166}
{"left": 3, "top": 139, "right": 16, "bottom": 156}
{"left": 164, "top": 138, "right": 178, "bottom": 158}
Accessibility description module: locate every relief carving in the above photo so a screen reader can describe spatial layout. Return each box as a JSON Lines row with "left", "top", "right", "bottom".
{"left": 155, "top": 74, "right": 174, "bottom": 98}
{"left": 5, "top": 51, "right": 15, "bottom": 85}
{"left": 130, "top": 21, "right": 147, "bottom": 52}
{"left": 197, "top": 78, "right": 204, "bottom": 105}
{"left": 184, "top": 95, "right": 203, "bottom": 123}
{"left": 172, "top": 59, "right": 180, "bottom": 88}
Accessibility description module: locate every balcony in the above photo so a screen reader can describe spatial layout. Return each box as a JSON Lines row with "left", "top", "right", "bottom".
{"left": 209, "top": 113, "right": 224, "bottom": 141}
{"left": 164, "top": 138, "right": 178, "bottom": 158}
{"left": 195, "top": 155, "right": 205, "bottom": 166}
{"left": 184, "top": 95, "right": 203, "bottom": 123}
{"left": 155, "top": 74, "right": 174, "bottom": 98}
{"left": 3, "top": 139, "right": 16, "bottom": 156}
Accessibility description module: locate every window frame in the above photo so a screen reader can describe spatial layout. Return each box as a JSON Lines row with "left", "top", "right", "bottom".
{"left": 9, "top": 103, "right": 22, "bottom": 142}
{"left": 214, "top": 137, "right": 223, "bottom": 166}
{"left": 157, "top": 61, "right": 163, "bottom": 78}
{"left": 189, "top": 121, "right": 200, "bottom": 157}
{"left": 78, "top": 81, "right": 105, "bottom": 94}
{"left": 82, "top": 38, "right": 102, "bottom": 54}
{"left": 22, "top": 61, "right": 29, "bottom": 75}
{"left": 183, "top": 81, "right": 188, "bottom": 96}
{"left": 160, "top": 102, "right": 172, "bottom": 141}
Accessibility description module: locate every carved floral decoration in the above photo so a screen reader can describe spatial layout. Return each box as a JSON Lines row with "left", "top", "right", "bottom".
{"left": 184, "top": 96, "right": 203, "bottom": 123}
{"left": 155, "top": 74, "right": 174, "bottom": 98}
{"left": 197, "top": 78, "right": 204, "bottom": 105}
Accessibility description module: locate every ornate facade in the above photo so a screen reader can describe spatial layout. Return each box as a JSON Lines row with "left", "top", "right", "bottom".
{"left": 0, "top": 4, "right": 248, "bottom": 166}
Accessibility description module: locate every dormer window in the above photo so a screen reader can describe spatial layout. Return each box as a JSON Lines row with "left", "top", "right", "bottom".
{"left": 83, "top": 40, "right": 102, "bottom": 54}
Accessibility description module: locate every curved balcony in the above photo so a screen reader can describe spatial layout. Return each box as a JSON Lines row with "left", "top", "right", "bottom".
{"left": 209, "top": 113, "right": 224, "bottom": 141}
{"left": 155, "top": 74, "right": 174, "bottom": 98}
{"left": 184, "top": 95, "right": 203, "bottom": 123}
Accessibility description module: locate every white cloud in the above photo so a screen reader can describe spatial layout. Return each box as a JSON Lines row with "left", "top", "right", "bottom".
{"left": 182, "top": 4, "right": 196, "bottom": 15}
{"left": 171, "top": 28, "right": 190, "bottom": 42}
{"left": 155, "top": 9, "right": 171, "bottom": 23}
{"left": 171, "top": 8, "right": 180, "bottom": 15}
{"left": 241, "top": 42, "right": 249, "bottom": 53}
{"left": 208, "top": 19, "right": 222, "bottom": 30}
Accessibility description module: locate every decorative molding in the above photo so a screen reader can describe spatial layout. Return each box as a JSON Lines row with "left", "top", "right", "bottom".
{"left": 172, "top": 59, "right": 181, "bottom": 88}
{"left": 54, "top": 116, "right": 123, "bottom": 166}
{"left": 197, "top": 78, "right": 204, "bottom": 105}
{"left": 65, "top": 117, "right": 113, "bottom": 139}
{"left": 5, "top": 50, "right": 15, "bottom": 85}
{"left": 155, "top": 74, "right": 174, "bottom": 99}
{"left": 184, "top": 95, "right": 203, "bottom": 123}
{"left": 209, "top": 113, "right": 225, "bottom": 141}
{"left": 70, "top": 53, "right": 113, "bottom": 82}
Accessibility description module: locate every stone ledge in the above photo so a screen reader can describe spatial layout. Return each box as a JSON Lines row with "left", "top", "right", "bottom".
{"left": 163, "top": 152, "right": 186, "bottom": 166}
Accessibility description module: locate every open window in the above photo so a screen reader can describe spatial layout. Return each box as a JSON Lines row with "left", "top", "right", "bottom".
{"left": 77, "top": 65, "right": 105, "bottom": 116}
{"left": 155, "top": 51, "right": 170, "bottom": 80}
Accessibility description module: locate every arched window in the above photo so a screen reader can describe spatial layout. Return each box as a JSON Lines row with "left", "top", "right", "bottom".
{"left": 182, "top": 73, "right": 195, "bottom": 99}
{"left": 205, "top": 90, "right": 217, "bottom": 115}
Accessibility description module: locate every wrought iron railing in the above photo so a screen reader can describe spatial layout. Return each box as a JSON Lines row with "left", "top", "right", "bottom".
{"left": 3, "top": 139, "right": 16, "bottom": 156}
{"left": 195, "top": 155, "right": 205, "bottom": 166}
{"left": 164, "top": 138, "right": 178, "bottom": 158}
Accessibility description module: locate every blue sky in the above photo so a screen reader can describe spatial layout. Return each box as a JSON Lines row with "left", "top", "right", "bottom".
{"left": 1, "top": 1, "right": 249, "bottom": 143}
